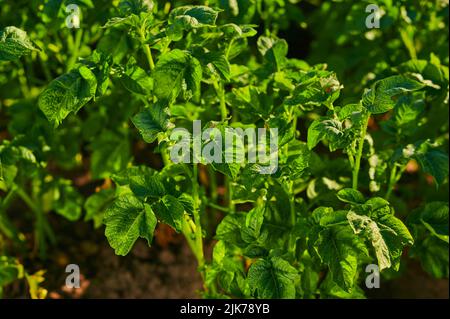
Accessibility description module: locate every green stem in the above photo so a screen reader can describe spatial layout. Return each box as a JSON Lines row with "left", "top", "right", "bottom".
{"left": 226, "top": 178, "right": 235, "bottom": 213}
{"left": 143, "top": 43, "right": 155, "bottom": 71}
{"left": 347, "top": 152, "right": 355, "bottom": 169}
{"left": 0, "top": 188, "right": 21, "bottom": 242}
{"left": 206, "top": 167, "right": 219, "bottom": 236}
{"left": 1, "top": 188, "right": 17, "bottom": 210}
{"left": 16, "top": 186, "right": 51, "bottom": 258}
{"left": 213, "top": 80, "right": 234, "bottom": 213}
{"left": 219, "top": 83, "right": 227, "bottom": 121}
{"left": 226, "top": 38, "right": 234, "bottom": 60}
{"left": 0, "top": 214, "right": 18, "bottom": 242}
{"left": 139, "top": 24, "right": 155, "bottom": 71}
{"left": 385, "top": 164, "right": 405, "bottom": 200}
{"left": 66, "top": 29, "right": 83, "bottom": 71}
{"left": 181, "top": 216, "right": 200, "bottom": 261}
{"left": 137, "top": 19, "right": 155, "bottom": 70}
{"left": 206, "top": 202, "right": 229, "bottom": 213}
{"left": 213, "top": 80, "right": 228, "bottom": 121}
{"left": 385, "top": 166, "right": 397, "bottom": 200}
{"left": 158, "top": 136, "right": 170, "bottom": 167}
{"left": 17, "top": 62, "right": 30, "bottom": 98}
{"left": 16, "top": 187, "right": 40, "bottom": 216}
{"left": 191, "top": 164, "right": 205, "bottom": 274}
{"left": 352, "top": 112, "right": 370, "bottom": 190}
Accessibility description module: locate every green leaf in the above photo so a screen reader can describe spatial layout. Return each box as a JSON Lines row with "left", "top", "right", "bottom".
{"left": 307, "top": 119, "right": 326, "bottom": 150}
{"left": 119, "top": 0, "right": 154, "bottom": 15}
{"left": 347, "top": 212, "right": 391, "bottom": 270}
{"left": 104, "top": 194, "right": 157, "bottom": 256}
{"left": 364, "top": 197, "right": 390, "bottom": 211}
{"left": 152, "top": 195, "right": 185, "bottom": 232}
{"left": 90, "top": 130, "right": 131, "bottom": 179}
{"left": 0, "top": 26, "right": 40, "bottom": 61}
{"left": 177, "top": 193, "right": 195, "bottom": 216}
{"left": 395, "top": 58, "right": 448, "bottom": 88}
{"left": 38, "top": 69, "right": 96, "bottom": 127}
{"left": 362, "top": 76, "right": 425, "bottom": 114}
{"left": 410, "top": 236, "right": 449, "bottom": 278}
{"left": 283, "top": 140, "right": 311, "bottom": 178}
{"left": 169, "top": 5, "right": 219, "bottom": 27}
{"left": 84, "top": 189, "right": 115, "bottom": 229}
{"left": 215, "top": 213, "right": 246, "bottom": 246}
{"left": 97, "top": 29, "right": 130, "bottom": 64}
{"left": 112, "top": 166, "right": 157, "bottom": 186}
{"left": 0, "top": 256, "right": 24, "bottom": 287}
{"left": 338, "top": 103, "right": 362, "bottom": 121}
{"left": 240, "top": 206, "right": 265, "bottom": 243}
{"left": 129, "top": 171, "right": 166, "bottom": 198}
{"left": 208, "top": 124, "right": 242, "bottom": 179}
{"left": 257, "top": 36, "right": 288, "bottom": 72}
{"left": 285, "top": 71, "right": 341, "bottom": 110}
{"left": 420, "top": 202, "right": 449, "bottom": 239}
{"left": 132, "top": 102, "right": 173, "bottom": 144}
{"left": 411, "top": 202, "right": 449, "bottom": 242}
{"left": 315, "top": 227, "right": 365, "bottom": 292}
{"left": 52, "top": 180, "right": 83, "bottom": 222}
{"left": 211, "top": 160, "right": 241, "bottom": 180}
{"left": 372, "top": 212, "right": 414, "bottom": 271}
{"left": 197, "top": 51, "right": 231, "bottom": 81}
{"left": 393, "top": 95, "right": 425, "bottom": 128}
{"left": 337, "top": 189, "right": 365, "bottom": 205}
{"left": 120, "top": 60, "right": 153, "bottom": 95}
{"left": 415, "top": 149, "right": 449, "bottom": 186}
{"left": 0, "top": 141, "right": 38, "bottom": 191}
{"left": 319, "top": 210, "right": 349, "bottom": 227}
{"left": 247, "top": 257, "right": 298, "bottom": 299}
{"left": 153, "top": 49, "right": 202, "bottom": 103}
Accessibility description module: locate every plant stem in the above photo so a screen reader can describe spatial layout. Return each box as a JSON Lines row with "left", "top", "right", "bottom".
{"left": 0, "top": 214, "right": 18, "bottom": 242}
{"left": 218, "top": 82, "right": 227, "bottom": 121}
{"left": 385, "top": 165, "right": 397, "bottom": 200}
{"left": 143, "top": 43, "right": 155, "bottom": 71}
{"left": 1, "top": 188, "right": 17, "bottom": 210}
{"left": 16, "top": 187, "right": 40, "bottom": 217}
{"left": 352, "top": 112, "right": 370, "bottom": 190}
{"left": 207, "top": 166, "right": 218, "bottom": 207}
{"left": 139, "top": 23, "right": 155, "bottom": 71}
{"left": 385, "top": 164, "right": 405, "bottom": 200}
{"left": 0, "top": 188, "right": 22, "bottom": 241}
{"left": 206, "top": 202, "right": 229, "bottom": 213}
{"left": 212, "top": 80, "right": 227, "bottom": 121}
{"left": 181, "top": 216, "right": 200, "bottom": 260}
{"left": 347, "top": 152, "right": 355, "bottom": 169}
{"left": 213, "top": 80, "right": 234, "bottom": 213}
{"left": 191, "top": 164, "right": 205, "bottom": 273}
{"left": 158, "top": 136, "right": 170, "bottom": 166}
{"left": 226, "top": 178, "right": 235, "bottom": 213}
{"left": 15, "top": 186, "right": 54, "bottom": 258}
{"left": 66, "top": 29, "right": 83, "bottom": 72}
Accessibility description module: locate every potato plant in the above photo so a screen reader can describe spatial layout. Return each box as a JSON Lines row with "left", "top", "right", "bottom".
{"left": 0, "top": 0, "right": 448, "bottom": 299}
